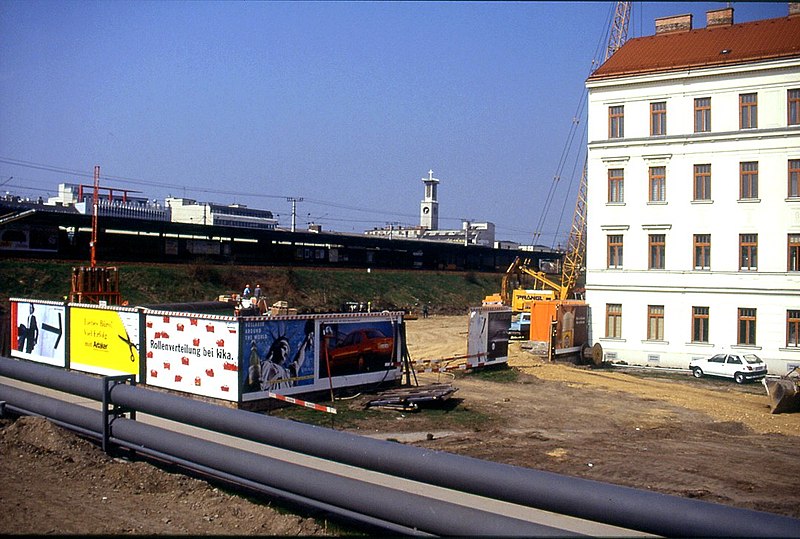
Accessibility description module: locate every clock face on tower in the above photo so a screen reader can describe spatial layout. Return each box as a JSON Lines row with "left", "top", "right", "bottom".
{"left": 423, "top": 207, "right": 430, "bottom": 214}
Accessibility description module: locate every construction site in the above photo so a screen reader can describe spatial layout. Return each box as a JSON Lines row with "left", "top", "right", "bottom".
{"left": 2, "top": 1, "right": 800, "bottom": 536}
{"left": 2, "top": 313, "right": 799, "bottom": 536}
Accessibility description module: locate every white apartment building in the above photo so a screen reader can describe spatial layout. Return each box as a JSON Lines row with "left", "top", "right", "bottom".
{"left": 585, "top": 6, "right": 800, "bottom": 374}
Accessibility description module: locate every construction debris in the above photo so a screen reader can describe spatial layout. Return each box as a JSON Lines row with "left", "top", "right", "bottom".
{"left": 365, "top": 383, "right": 457, "bottom": 410}
{"left": 763, "top": 367, "right": 800, "bottom": 414}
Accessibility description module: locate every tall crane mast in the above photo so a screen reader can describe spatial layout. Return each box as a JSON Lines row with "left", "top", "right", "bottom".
{"left": 559, "top": 164, "right": 587, "bottom": 299}
{"left": 606, "top": 1, "right": 631, "bottom": 62}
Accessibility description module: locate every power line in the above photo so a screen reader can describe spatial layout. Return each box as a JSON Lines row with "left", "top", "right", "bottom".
{"left": 1, "top": 156, "right": 562, "bottom": 243}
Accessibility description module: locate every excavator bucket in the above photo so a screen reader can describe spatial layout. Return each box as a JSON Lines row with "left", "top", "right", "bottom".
{"left": 762, "top": 375, "right": 800, "bottom": 414}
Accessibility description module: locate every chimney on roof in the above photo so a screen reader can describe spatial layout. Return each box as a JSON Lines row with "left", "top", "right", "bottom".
{"left": 655, "top": 13, "right": 693, "bottom": 35}
{"left": 706, "top": 7, "right": 733, "bottom": 27}
{"left": 790, "top": 2, "right": 800, "bottom": 16}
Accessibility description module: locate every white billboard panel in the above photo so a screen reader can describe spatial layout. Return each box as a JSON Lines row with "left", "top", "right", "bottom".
{"left": 10, "top": 299, "right": 67, "bottom": 367}
{"left": 145, "top": 312, "right": 240, "bottom": 401}
{"left": 467, "top": 306, "right": 511, "bottom": 367}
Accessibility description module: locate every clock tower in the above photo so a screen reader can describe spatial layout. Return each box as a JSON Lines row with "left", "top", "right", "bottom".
{"left": 420, "top": 169, "right": 439, "bottom": 230}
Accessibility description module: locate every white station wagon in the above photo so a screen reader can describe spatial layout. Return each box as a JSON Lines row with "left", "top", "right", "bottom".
{"left": 689, "top": 353, "right": 767, "bottom": 384}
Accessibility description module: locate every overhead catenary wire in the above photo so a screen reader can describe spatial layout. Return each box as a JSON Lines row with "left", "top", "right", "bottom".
{"left": 4, "top": 3, "right": 634, "bottom": 246}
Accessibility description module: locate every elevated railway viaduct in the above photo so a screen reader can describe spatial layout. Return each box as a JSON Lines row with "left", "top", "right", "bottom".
{"left": 0, "top": 201, "right": 559, "bottom": 273}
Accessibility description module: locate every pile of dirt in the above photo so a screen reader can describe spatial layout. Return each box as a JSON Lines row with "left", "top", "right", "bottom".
{"left": 393, "top": 317, "right": 800, "bottom": 519}
{"left": 0, "top": 416, "right": 330, "bottom": 535}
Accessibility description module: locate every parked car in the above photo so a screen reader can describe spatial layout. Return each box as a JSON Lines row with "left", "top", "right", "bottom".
{"left": 689, "top": 353, "right": 767, "bottom": 384}
{"left": 509, "top": 312, "right": 531, "bottom": 340}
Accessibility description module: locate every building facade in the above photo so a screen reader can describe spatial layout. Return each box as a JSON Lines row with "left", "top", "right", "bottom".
{"left": 585, "top": 7, "right": 800, "bottom": 374}
{"left": 422, "top": 221, "right": 496, "bottom": 247}
{"left": 49, "top": 182, "right": 169, "bottom": 221}
{"left": 166, "top": 197, "right": 277, "bottom": 230}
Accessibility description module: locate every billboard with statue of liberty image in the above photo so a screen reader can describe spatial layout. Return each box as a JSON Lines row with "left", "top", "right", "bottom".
{"left": 240, "top": 318, "right": 316, "bottom": 400}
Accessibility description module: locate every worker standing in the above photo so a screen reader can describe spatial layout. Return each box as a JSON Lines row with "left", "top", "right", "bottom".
{"left": 242, "top": 283, "right": 251, "bottom": 299}
{"left": 254, "top": 284, "right": 262, "bottom": 300}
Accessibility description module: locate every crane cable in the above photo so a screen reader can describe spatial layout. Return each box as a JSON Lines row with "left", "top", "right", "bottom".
{"left": 530, "top": 2, "right": 622, "bottom": 249}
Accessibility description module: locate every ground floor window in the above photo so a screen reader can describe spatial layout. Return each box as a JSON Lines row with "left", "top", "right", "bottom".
{"left": 647, "top": 305, "right": 664, "bottom": 341}
{"left": 788, "top": 310, "right": 800, "bottom": 348}
{"left": 692, "top": 306, "right": 709, "bottom": 343}
{"left": 606, "top": 303, "right": 622, "bottom": 338}
{"left": 738, "top": 308, "right": 757, "bottom": 346}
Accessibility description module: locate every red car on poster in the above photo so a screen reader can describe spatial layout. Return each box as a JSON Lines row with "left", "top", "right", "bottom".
{"left": 327, "top": 328, "right": 394, "bottom": 374}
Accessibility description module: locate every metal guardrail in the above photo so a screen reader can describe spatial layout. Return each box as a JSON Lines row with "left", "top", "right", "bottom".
{"left": 2, "top": 356, "right": 799, "bottom": 537}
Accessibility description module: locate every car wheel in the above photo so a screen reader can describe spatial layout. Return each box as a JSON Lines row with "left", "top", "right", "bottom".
{"left": 692, "top": 367, "right": 703, "bottom": 378}
{"left": 734, "top": 372, "right": 745, "bottom": 384}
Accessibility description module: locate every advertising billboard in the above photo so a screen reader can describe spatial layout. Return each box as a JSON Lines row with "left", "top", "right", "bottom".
{"left": 8, "top": 298, "right": 405, "bottom": 406}
{"left": 241, "top": 314, "right": 403, "bottom": 401}
{"left": 10, "top": 299, "right": 67, "bottom": 367}
{"left": 554, "top": 302, "right": 589, "bottom": 355}
{"left": 69, "top": 305, "right": 141, "bottom": 378}
{"left": 144, "top": 312, "right": 240, "bottom": 401}
{"left": 319, "top": 319, "right": 398, "bottom": 378}
{"left": 241, "top": 318, "right": 316, "bottom": 400}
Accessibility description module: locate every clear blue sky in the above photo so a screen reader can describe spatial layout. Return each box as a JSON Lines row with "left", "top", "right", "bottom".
{"left": 0, "top": 1, "right": 789, "bottom": 246}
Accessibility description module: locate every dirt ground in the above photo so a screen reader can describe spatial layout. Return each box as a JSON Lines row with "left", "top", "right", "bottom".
{"left": 2, "top": 315, "right": 799, "bottom": 535}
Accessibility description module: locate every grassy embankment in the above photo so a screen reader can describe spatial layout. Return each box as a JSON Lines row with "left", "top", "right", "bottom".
{"left": 0, "top": 259, "right": 501, "bottom": 315}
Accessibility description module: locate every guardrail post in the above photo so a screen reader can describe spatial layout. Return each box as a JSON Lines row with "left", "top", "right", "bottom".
{"left": 101, "top": 374, "right": 136, "bottom": 454}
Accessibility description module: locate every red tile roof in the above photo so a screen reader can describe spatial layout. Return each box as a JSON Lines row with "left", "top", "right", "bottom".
{"left": 588, "top": 14, "right": 800, "bottom": 81}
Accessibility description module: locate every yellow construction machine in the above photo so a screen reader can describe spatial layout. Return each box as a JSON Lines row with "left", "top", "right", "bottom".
{"left": 484, "top": 159, "right": 586, "bottom": 313}
{"left": 482, "top": 165, "right": 595, "bottom": 362}
{"left": 496, "top": 256, "right": 573, "bottom": 308}
{"left": 482, "top": 1, "right": 633, "bottom": 364}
